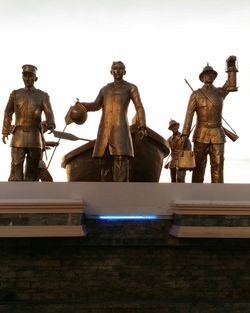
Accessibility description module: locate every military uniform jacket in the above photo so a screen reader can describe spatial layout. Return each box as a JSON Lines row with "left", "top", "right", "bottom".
{"left": 83, "top": 80, "right": 146, "bottom": 157}
{"left": 182, "top": 83, "right": 229, "bottom": 144}
{"left": 2, "top": 87, "right": 55, "bottom": 148}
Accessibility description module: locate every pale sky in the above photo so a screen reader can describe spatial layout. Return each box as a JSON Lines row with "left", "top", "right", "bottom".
{"left": 0, "top": 0, "right": 249, "bottom": 183}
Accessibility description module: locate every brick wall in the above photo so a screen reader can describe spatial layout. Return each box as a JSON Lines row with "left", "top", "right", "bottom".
{"left": 1, "top": 219, "right": 250, "bottom": 313}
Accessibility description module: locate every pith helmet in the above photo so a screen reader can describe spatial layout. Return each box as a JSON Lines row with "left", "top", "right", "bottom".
{"left": 168, "top": 119, "right": 180, "bottom": 130}
{"left": 69, "top": 102, "right": 88, "bottom": 125}
{"left": 199, "top": 64, "right": 217, "bottom": 82}
{"left": 22, "top": 64, "right": 38, "bottom": 75}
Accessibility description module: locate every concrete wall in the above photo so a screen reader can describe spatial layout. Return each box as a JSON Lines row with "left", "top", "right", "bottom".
{"left": 1, "top": 182, "right": 250, "bottom": 216}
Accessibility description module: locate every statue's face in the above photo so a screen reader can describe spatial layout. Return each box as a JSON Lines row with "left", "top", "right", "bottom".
{"left": 203, "top": 72, "right": 216, "bottom": 84}
{"left": 111, "top": 63, "right": 126, "bottom": 80}
{"left": 22, "top": 72, "right": 37, "bottom": 88}
{"left": 170, "top": 124, "right": 179, "bottom": 134}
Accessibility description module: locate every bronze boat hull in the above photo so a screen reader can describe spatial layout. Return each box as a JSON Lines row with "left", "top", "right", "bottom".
{"left": 61, "top": 125, "right": 169, "bottom": 182}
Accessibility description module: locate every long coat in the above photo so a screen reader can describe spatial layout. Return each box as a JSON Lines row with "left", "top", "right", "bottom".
{"left": 2, "top": 87, "right": 55, "bottom": 148}
{"left": 82, "top": 80, "right": 146, "bottom": 158}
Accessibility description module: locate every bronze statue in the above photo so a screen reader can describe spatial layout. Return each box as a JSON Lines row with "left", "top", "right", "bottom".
{"left": 2, "top": 64, "right": 56, "bottom": 181}
{"left": 165, "top": 119, "right": 191, "bottom": 183}
{"left": 71, "top": 61, "right": 147, "bottom": 182}
{"left": 182, "top": 56, "right": 238, "bottom": 183}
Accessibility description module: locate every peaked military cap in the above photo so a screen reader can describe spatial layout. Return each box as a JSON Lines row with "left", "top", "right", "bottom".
{"left": 22, "top": 64, "right": 38, "bottom": 75}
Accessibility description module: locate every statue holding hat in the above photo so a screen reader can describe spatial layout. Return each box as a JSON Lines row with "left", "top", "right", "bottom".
{"left": 182, "top": 56, "right": 238, "bottom": 183}
{"left": 165, "top": 119, "right": 191, "bottom": 183}
{"left": 2, "top": 64, "right": 56, "bottom": 181}
{"left": 70, "top": 61, "right": 147, "bottom": 182}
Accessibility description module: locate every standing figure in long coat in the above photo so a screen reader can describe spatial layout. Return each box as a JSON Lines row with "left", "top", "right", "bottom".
{"left": 74, "top": 61, "right": 147, "bottom": 182}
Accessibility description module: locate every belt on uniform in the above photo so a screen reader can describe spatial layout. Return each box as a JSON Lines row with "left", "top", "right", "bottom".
{"left": 15, "top": 125, "right": 40, "bottom": 132}
{"left": 197, "top": 122, "right": 222, "bottom": 128}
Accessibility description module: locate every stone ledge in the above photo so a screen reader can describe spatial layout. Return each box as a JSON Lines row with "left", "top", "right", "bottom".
{"left": 0, "top": 199, "right": 85, "bottom": 238}
{"left": 171, "top": 200, "right": 250, "bottom": 215}
{"left": 170, "top": 200, "right": 250, "bottom": 238}
{"left": 0, "top": 225, "right": 85, "bottom": 237}
{"left": 0, "top": 199, "right": 85, "bottom": 213}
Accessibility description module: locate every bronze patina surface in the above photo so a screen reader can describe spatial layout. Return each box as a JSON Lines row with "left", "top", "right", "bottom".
{"left": 165, "top": 119, "right": 191, "bottom": 183}
{"left": 61, "top": 125, "right": 169, "bottom": 182}
{"left": 182, "top": 56, "right": 238, "bottom": 183}
{"left": 69, "top": 61, "right": 147, "bottom": 182}
{"left": 2, "top": 65, "right": 55, "bottom": 181}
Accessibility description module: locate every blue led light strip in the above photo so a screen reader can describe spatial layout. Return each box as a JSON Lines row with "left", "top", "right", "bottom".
{"left": 98, "top": 215, "right": 158, "bottom": 220}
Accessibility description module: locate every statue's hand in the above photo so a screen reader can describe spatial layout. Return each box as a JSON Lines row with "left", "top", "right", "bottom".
{"left": 181, "top": 134, "right": 189, "bottom": 150}
{"left": 2, "top": 134, "right": 8, "bottom": 144}
{"left": 46, "top": 123, "right": 55, "bottom": 134}
{"left": 137, "top": 127, "right": 147, "bottom": 140}
{"left": 75, "top": 98, "right": 83, "bottom": 106}
{"left": 75, "top": 100, "right": 87, "bottom": 110}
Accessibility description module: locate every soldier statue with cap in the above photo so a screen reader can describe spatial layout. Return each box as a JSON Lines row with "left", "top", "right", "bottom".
{"left": 69, "top": 61, "right": 147, "bottom": 182}
{"left": 165, "top": 119, "right": 191, "bottom": 183}
{"left": 182, "top": 56, "right": 238, "bottom": 183}
{"left": 2, "top": 64, "right": 56, "bottom": 181}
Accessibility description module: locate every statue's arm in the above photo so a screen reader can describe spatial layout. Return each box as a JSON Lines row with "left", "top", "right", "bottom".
{"left": 182, "top": 92, "right": 196, "bottom": 136}
{"left": 43, "top": 93, "right": 56, "bottom": 132}
{"left": 130, "top": 85, "right": 147, "bottom": 139}
{"left": 219, "top": 80, "right": 230, "bottom": 98}
{"left": 2, "top": 91, "right": 15, "bottom": 143}
{"left": 130, "top": 85, "right": 146, "bottom": 129}
{"left": 78, "top": 89, "right": 103, "bottom": 112}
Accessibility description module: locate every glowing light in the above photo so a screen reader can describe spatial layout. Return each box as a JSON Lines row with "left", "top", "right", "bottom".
{"left": 98, "top": 215, "right": 158, "bottom": 220}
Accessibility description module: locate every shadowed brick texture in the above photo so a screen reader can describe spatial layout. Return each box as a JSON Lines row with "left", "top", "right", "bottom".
{"left": 1, "top": 219, "right": 250, "bottom": 312}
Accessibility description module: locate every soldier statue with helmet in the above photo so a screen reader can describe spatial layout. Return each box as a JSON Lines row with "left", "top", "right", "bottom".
{"left": 2, "top": 64, "right": 56, "bottom": 181}
{"left": 182, "top": 56, "right": 238, "bottom": 183}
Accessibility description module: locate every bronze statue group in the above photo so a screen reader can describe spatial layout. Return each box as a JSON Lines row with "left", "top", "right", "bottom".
{"left": 1, "top": 57, "right": 238, "bottom": 183}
